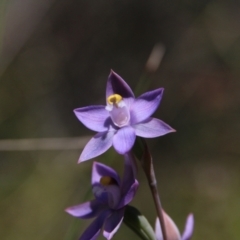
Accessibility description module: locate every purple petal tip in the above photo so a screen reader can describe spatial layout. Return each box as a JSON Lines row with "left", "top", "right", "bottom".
{"left": 65, "top": 207, "right": 74, "bottom": 215}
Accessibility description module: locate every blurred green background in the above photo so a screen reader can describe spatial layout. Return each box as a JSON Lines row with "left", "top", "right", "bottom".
{"left": 1, "top": 0, "right": 240, "bottom": 239}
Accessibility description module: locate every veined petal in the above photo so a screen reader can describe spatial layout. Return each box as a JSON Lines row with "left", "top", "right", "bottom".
{"left": 155, "top": 211, "right": 181, "bottom": 240}
{"left": 133, "top": 118, "right": 175, "bottom": 138}
{"left": 65, "top": 200, "right": 103, "bottom": 219}
{"left": 79, "top": 131, "right": 115, "bottom": 163}
{"left": 130, "top": 88, "right": 164, "bottom": 124}
{"left": 79, "top": 210, "right": 110, "bottom": 240}
{"left": 106, "top": 70, "right": 134, "bottom": 100}
{"left": 74, "top": 106, "right": 110, "bottom": 132}
{"left": 103, "top": 208, "right": 125, "bottom": 240}
{"left": 92, "top": 162, "right": 121, "bottom": 187}
{"left": 181, "top": 214, "right": 194, "bottom": 240}
{"left": 112, "top": 126, "right": 136, "bottom": 154}
{"left": 117, "top": 180, "right": 138, "bottom": 209}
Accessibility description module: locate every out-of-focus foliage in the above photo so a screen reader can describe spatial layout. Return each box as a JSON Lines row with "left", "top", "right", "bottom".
{"left": 0, "top": 0, "right": 240, "bottom": 239}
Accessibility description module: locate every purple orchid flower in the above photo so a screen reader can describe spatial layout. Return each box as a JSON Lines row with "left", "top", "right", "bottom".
{"left": 155, "top": 211, "right": 194, "bottom": 240}
{"left": 65, "top": 154, "right": 138, "bottom": 240}
{"left": 74, "top": 70, "right": 175, "bottom": 162}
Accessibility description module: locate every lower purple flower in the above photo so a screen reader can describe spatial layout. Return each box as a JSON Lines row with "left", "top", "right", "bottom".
{"left": 155, "top": 211, "right": 194, "bottom": 240}
{"left": 65, "top": 154, "right": 138, "bottom": 240}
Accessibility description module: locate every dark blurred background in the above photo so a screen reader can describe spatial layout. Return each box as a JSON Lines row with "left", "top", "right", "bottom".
{"left": 1, "top": 0, "right": 240, "bottom": 239}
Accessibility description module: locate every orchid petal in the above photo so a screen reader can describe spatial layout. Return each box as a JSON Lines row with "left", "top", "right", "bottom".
{"left": 92, "top": 162, "right": 121, "bottom": 187}
{"left": 106, "top": 185, "right": 122, "bottom": 209}
{"left": 120, "top": 153, "right": 137, "bottom": 198}
{"left": 130, "top": 88, "right": 164, "bottom": 124}
{"left": 103, "top": 208, "right": 125, "bottom": 240}
{"left": 79, "top": 131, "right": 115, "bottom": 162}
{"left": 112, "top": 126, "right": 136, "bottom": 154}
{"left": 74, "top": 106, "right": 110, "bottom": 132}
{"left": 106, "top": 70, "right": 134, "bottom": 99}
{"left": 117, "top": 180, "right": 138, "bottom": 209}
{"left": 79, "top": 210, "right": 110, "bottom": 240}
{"left": 65, "top": 200, "right": 103, "bottom": 219}
{"left": 181, "top": 214, "right": 194, "bottom": 240}
{"left": 155, "top": 217, "right": 163, "bottom": 240}
{"left": 133, "top": 118, "right": 175, "bottom": 138}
